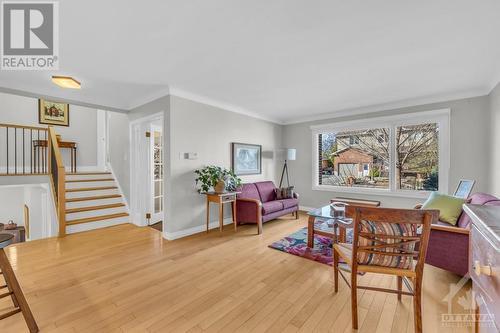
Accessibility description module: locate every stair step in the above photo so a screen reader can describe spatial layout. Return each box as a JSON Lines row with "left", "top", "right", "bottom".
{"left": 66, "top": 178, "right": 115, "bottom": 183}
{"left": 66, "top": 203, "right": 125, "bottom": 214}
{"left": 66, "top": 186, "right": 118, "bottom": 193}
{"left": 66, "top": 194, "right": 122, "bottom": 203}
{"left": 66, "top": 212, "right": 129, "bottom": 226}
{"left": 66, "top": 172, "right": 111, "bottom": 176}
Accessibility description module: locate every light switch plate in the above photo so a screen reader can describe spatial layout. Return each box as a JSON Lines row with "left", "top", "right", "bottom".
{"left": 183, "top": 152, "right": 198, "bottom": 160}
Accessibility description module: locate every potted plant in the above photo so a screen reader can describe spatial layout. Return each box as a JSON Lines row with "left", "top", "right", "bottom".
{"left": 195, "top": 165, "right": 242, "bottom": 193}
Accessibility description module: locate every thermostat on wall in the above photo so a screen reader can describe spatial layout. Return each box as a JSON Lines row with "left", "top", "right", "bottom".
{"left": 183, "top": 152, "right": 198, "bottom": 160}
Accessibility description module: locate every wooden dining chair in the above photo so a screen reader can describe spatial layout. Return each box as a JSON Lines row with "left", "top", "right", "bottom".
{"left": 332, "top": 206, "right": 438, "bottom": 333}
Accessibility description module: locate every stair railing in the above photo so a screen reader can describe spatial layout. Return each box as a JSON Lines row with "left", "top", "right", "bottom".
{"left": 0, "top": 123, "right": 49, "bottom": 175}
{"left": 48, "top": 126, "right": 66, "bottom": 237}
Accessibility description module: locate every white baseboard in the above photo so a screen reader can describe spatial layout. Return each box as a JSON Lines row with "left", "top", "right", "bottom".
{"left": 299, "top": 205, "right": 315, "bottom": 212}
{"left": 163, "top": 217, "right": 235, "bottom": 240}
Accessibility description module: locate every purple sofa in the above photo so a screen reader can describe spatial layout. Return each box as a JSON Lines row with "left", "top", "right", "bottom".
{"left": 424, "top": 192, "right": 500, "bottom": 276}
{"left": 236, "top": 181, "right": 299, "bottom": 234}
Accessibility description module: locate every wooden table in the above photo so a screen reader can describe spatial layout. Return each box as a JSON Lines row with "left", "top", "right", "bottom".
{"left": 204, "top": 192, "right": 239, "bottom": 233}
{"left": 33, "top": 140, "right": 77, "bottom": 173}
{"left": 307, "top": 205, "right": 353, "bottom": 248}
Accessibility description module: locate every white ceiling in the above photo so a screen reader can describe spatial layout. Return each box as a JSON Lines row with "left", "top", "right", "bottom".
{"left": 1, "top": 0, "right": 499, "bottom": 123}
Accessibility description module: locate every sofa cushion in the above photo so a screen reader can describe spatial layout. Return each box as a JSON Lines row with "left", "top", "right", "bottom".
{"left": 262, "top": 201, "right": 284, "bottom": 215}
{"left": 255, "top": 181, "right": 277, "bottom": 202}
{"left": 456, "top": 192, "right": 500, "bottom": 228}
{"left": 278, "top": 198, "right": 299, "bottom": 209}
{"left": 237, "top": 183, "right": 261, "bottom": 201}
{"left": 422, "top": 192, "right": 465, "bottom": 226}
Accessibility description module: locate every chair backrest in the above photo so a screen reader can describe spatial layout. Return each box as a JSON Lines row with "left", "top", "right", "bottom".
{"left": 346, "top": 206, "right": 439, "bottom": 273}
{"left": 237, "top": 183, "right": 261, "bottom": 201}
{"left": 254, "top": 181, "right": 277, "bottom": 202}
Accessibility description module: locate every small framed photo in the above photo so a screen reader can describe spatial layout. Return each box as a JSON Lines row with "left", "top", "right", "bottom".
{"left": 39, "top": 99, "right": 69, "bottom": 126}
{"left": 231, "top": 143, "right": 262, "bottom": 175}
{"left": 453, "top": 179, "right": 475, "bottom": 199}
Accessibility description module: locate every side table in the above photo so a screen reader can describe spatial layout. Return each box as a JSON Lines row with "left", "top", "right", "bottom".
{"left": 204, "top": 192, "right": 240, "bottom": 233}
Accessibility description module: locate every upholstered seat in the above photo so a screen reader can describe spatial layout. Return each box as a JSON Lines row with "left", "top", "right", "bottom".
{"left": 262, "top": 201, "right": 284, "bottom": 215}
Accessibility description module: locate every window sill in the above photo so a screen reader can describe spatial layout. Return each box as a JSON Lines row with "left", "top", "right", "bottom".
{"left": 312, "top": 185, "right": 431, "bottom": 199}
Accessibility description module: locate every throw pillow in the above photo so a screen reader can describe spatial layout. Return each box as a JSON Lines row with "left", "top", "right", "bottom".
{"left": 421, "top": 192, "right": 465, "bottom": 226}
{"left": 275, "top": 186, "right": 295, "bottom": 200}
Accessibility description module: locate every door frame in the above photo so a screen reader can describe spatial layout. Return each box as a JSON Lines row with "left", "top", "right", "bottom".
{"left": 129, "top": 112, "right": 164, "bottom": 227}
{"left": 150, "top": 124, "right": 163, "bottom": 225}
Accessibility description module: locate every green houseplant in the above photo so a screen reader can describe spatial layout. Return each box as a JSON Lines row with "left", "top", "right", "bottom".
{"left": 195, "top": 165, "right": 242, "bottom": 193}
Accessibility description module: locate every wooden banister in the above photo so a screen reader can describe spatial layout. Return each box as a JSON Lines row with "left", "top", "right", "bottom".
{"left": 0, "top": 123, "right": 48, "bottom": 131}
{"left": 47, "top": 126, "right": 66, "bottom": 237}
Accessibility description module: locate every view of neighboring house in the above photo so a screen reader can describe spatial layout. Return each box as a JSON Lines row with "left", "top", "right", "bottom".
{"left": 0, "top": 2, "right": 499, "bottom": 333}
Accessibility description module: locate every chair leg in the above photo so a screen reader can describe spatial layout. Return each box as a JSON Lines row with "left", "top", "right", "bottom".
{"left": 333, "top": 249, "right": 339, "bottom": 293}
{"left": 351, "top": 270, "right": 358, "bottom": 329}
{"left": 413, "top": 277, "right": 423, "bottom": 333}
{"left": 0, "top": 250, "right": 38, "bottom": 333}
{"left": 397, "top": 276, "right": 402, "bottom": 301}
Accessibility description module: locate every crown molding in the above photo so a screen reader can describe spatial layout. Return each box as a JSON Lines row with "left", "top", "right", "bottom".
{"left": 0, "top": 86, "right": 128, "bottom": 113}
{"left": 126, "top": 86, "right": 170, "bottom": 110}
{"left": 282, "top": 86, "right": 491, "bottom": 125}
{"left": 168, "top": 87, "right": 283, "bottom": 124}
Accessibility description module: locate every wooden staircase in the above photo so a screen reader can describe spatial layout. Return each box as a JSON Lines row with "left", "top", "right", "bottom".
{"left": 64, "top": 172, "right": 130, "bottom": 234}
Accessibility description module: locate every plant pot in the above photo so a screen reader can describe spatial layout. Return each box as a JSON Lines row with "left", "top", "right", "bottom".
{"left": 214, "top": 179, "right": 226, "bottom": 193}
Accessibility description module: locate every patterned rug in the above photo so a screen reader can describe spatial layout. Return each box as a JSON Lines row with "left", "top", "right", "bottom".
{"left": 268, "top": 223, "right": 353, "bottom": 267}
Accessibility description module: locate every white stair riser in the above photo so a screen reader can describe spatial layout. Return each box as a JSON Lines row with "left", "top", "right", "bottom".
{"left": 66, "top": 206, "right": 127, "bottom": 220}
{"left": 65, "top": 174, "right": 112, "bottom": 181}
{"left": 65, "top": 189, "right": 120, "bottom": 199}
{"left": 66, "top": 216, "right": 130, "bottom": 234}
{"left": 66, "top": 197, "right": 124, "bottom": 209}
{"left": 66, "top": 180, "right": 116, "bottom": 189}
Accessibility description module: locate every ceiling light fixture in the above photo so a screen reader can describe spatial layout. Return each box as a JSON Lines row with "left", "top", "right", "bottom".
{"left": 51, "top": 76, "right": 81, "bottom": 89}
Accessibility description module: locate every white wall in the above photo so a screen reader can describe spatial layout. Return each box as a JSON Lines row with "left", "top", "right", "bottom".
{"left": 283, "top": 96, "right": 491, "bottom": 209}
{"left": 0, "top": 184, "right": 57, "bottom": 240}
{"left": 490, "top": 82, "right": 500, "bottom": 196}
{"left": 107, "top": 112, "right": 130, "bottom": 201}
{"left": 165, "top": 95, "right": 283, "bottom": 235}
{"left": 0, "top": 91, "right": 98, "bottom": 169}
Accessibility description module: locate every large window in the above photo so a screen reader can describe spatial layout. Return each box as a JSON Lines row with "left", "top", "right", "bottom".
{"left": 312, "top": 110, "right": 449, "bottom": 196}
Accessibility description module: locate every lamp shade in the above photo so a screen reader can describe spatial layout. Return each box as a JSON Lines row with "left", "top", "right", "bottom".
{"left": 286, "top": 148, "right": 297, "bottom": 161}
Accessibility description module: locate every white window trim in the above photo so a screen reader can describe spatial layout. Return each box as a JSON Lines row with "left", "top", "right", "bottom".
{"left": 311, "top": 109, "right": 450, "bottom": 199}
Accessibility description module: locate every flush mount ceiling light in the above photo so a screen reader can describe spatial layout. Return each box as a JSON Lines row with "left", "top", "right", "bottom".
{"left": 51, "top": 76, "right": 81, "bottom": 89}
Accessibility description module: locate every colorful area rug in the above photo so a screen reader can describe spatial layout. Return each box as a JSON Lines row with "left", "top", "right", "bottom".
{"left": 268, "top": 224, "right": 353, "bottom": 267}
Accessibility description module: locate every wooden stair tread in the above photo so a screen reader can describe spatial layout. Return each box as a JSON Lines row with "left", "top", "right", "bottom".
{"left": 66, "top": 186, "right": 117, "bottom": 192}
{"left": 66, "top": 194, "right": 122, "bottom": 202}
{"left": 66, "top": 212, "right": 129, "bottom": 226}
{"left": 66, "top": 178, "right": 115, "bottom": 183}
{"left": 66, "top": 203, "right": 125, "bottom": 214}
{"left": 66, "top": 172, "right": 111, "bottom": 175}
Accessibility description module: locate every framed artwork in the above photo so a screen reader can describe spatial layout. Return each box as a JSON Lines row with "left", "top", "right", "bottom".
{"left": 39, "top": 99, "right": 69, "bottom": 126}
{"left": 231, "top": 143, "right": 262, "bottom": 175}
{"left": 453, "top": 179, "right": 475, "bottom": 199}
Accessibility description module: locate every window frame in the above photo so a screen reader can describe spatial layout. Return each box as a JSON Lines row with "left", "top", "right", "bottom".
{"left": 311, "top": 109, "right": 450, "bottom": 198}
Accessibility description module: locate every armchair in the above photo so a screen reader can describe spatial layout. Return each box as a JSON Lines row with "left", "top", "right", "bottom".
{"left": 417, "top": 192, "right": 500, "bottom": 276}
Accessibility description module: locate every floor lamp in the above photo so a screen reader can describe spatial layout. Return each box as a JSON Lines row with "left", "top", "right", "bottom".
{"left": 279, "top": 148, "right": 296, "bottom": 188}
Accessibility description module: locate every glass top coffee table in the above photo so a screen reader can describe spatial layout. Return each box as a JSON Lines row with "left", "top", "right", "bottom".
{"left": 307, "top": 204, "right": 353, "bottom": 248}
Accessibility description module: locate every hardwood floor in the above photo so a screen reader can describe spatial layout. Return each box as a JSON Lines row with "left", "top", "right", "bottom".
{"left": 0, "top": 212, "right": 472, "bottom": 332}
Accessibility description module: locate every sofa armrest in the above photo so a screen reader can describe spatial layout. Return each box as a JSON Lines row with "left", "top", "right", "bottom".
{"left": 236, "top": 198, "right": 263, "bottom": 234}
{"left": 431, "top": 223, "right": 470, "bottom": 235}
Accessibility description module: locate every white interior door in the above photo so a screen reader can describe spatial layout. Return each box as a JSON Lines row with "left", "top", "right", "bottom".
{"left": 150, "top": 125, "right": 163, "bottom": 224}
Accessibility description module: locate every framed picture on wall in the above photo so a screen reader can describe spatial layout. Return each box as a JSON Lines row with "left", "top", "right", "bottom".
{"left": 453, "top": 179, "right": 475, "bottom": 199}
{"left": 39, "top": 99, "right": 69, "bottom": 126}
{"left": 231, "top": 142, "right": 262, "bottom": 175}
